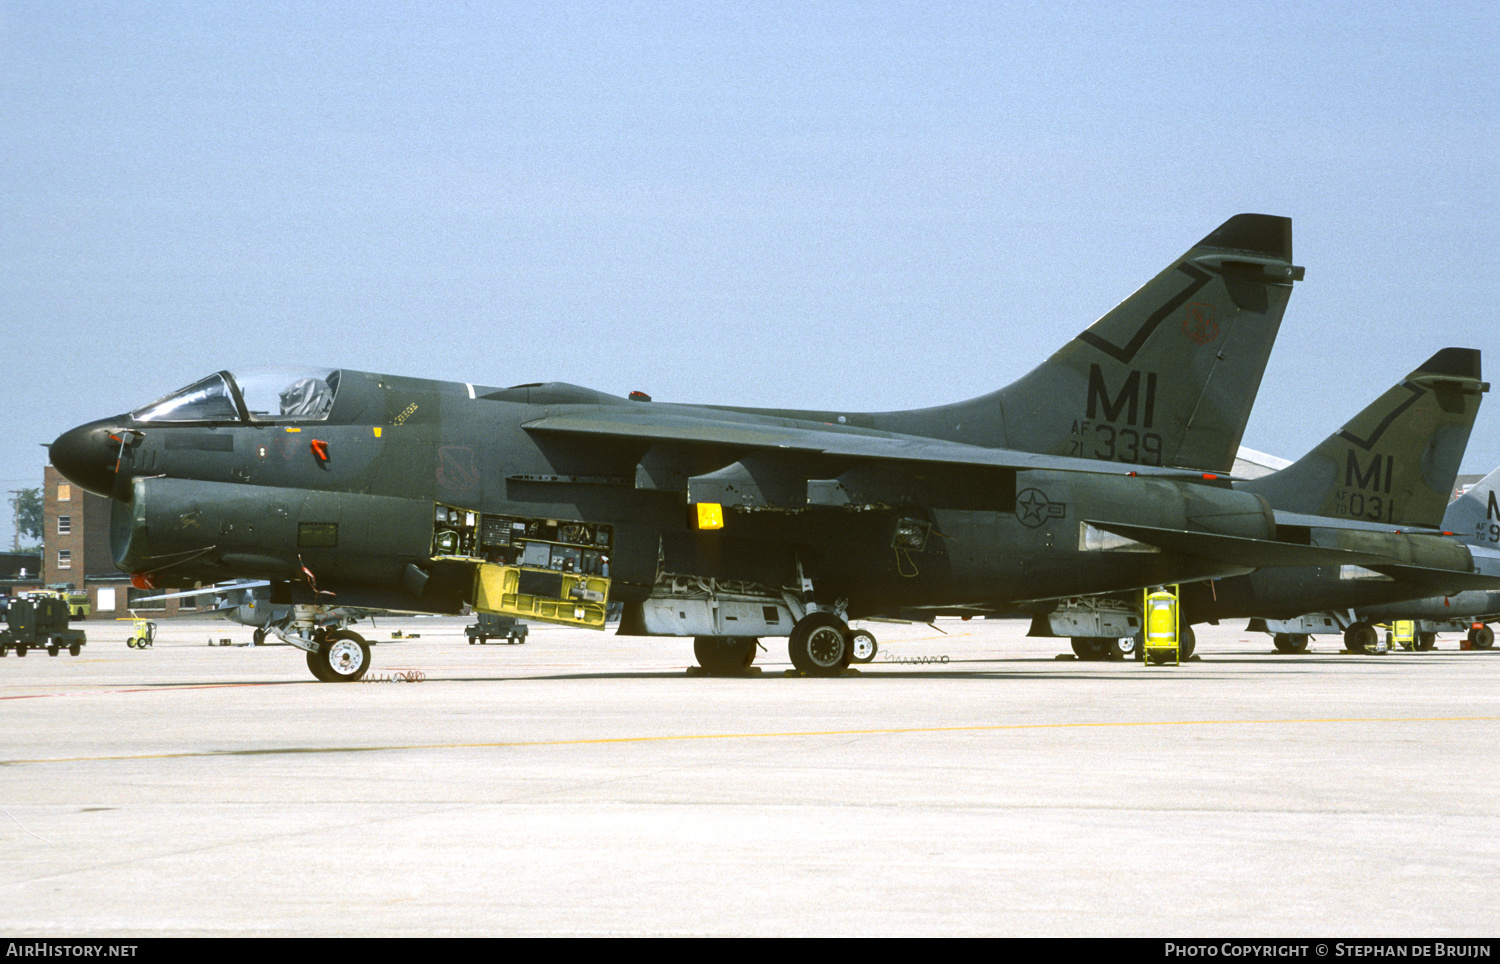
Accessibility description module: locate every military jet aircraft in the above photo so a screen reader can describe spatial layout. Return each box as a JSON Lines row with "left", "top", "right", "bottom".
{"left": 1040, "top": 347, "right": 1491, "bottom": 659}
{"left": 61, "top": 212, "right": 1447, "bottom": 683}
{"left": 1258, "top": 464, "right": 1500, "bottom": 652}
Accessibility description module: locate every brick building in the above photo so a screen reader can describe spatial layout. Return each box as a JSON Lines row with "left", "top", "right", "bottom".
{"left": 42, "top": 465, "right": 193, "bottom": 617}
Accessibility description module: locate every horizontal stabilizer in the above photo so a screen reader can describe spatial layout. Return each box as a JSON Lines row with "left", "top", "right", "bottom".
{"left": 1086, "top": 521, "right": 1401, "bottom": 569}
{"left": 1270, "top": 509, "right": 1442, "bottom": 535}
{"left": 1366, "top": 565, "right": 1500, "bottom": 593}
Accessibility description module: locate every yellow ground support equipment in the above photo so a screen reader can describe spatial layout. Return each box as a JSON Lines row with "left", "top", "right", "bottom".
{"left": 124, "top": 612, "right": 157, "bottom": 649}
{"left": 1389, "top": 620, "right": 1416, "bottom": 652}
{"left": 1142, "top": 586, "right": 1181, "bottom": 666}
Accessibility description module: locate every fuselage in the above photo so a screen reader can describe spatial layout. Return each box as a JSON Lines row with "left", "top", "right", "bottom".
{"left": 49, "top": 366, "right": 1295, "bottom": 627}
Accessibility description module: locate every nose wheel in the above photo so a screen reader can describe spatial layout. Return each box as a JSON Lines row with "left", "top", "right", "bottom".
{"left": 306, "top": 629, "right": 371, "bottom": 682}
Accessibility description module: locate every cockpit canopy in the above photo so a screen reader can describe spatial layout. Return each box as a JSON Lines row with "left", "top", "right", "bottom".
{"left": 132, "top": 368, "right": 342, "bottom": 423}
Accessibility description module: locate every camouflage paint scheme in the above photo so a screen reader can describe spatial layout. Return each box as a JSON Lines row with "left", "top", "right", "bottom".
{"left": 53, "top": 214, "right": 1489, "bottom": 676}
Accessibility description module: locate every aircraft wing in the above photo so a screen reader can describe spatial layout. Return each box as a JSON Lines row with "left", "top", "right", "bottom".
{"left": 522, "top": 410, "right": 1225, "bottom": 481}
{"left": 130, "top": 579, "right": 271, "bottom": 603}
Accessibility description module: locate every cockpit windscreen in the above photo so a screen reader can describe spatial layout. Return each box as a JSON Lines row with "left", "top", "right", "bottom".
{"left": 133, "top": 368, "right": 342, "bottom": 423}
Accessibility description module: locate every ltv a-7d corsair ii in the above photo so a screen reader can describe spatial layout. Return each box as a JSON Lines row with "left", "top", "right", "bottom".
{"left": 54, "top": 213, "right": 1427, "bottom": 682}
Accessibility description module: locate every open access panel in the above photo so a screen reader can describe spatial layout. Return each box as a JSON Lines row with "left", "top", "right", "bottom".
{"left": 431, "top": 504, "right": 612, "bottom": 629}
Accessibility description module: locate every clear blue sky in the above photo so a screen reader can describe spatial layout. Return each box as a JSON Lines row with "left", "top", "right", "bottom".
{"left": 2, "top": 1, "right": 1496, "bottom": 545}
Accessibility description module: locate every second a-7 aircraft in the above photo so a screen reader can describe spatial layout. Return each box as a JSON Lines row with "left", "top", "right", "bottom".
{"left": 49, "top": 214, "right": 1493, "bottom": 681}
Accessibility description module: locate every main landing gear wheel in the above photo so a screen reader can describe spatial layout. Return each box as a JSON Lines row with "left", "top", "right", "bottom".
{"left": 252, "top": 627, "right": 267, "bottom": 646}
{"left": 788, "top": 613, "right": 850, "bottom": 677}
{"left": 1070, "top": 637, "right": 1109, "bottom": 660}
{"left": 1179, "top": 624, "right": 1196, "bottom": 660}
{"left": 848, "top": 630, "right": 878, "bottom": 663}
{"left": 1469, "top": 625, "right": 1494, "bottom": 650}
{"left": 307, "top": 629, "right": 371, "bottom": 682}
{"left": 693, "top": 636, "right": 758, "bottom": 675}
{"left": 1344, "top": 622, "right": 1378, "bottom": 654}
{"left": 1273, "top": 633, "right": 1309, "bottom": 654}
{"left": 1415, "top": 631, "right": 1436, "bottom": 651}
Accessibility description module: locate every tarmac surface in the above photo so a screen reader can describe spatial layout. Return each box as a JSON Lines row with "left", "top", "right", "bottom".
{"left": 2, "top": 615, "right": 1497, "bottom": 937}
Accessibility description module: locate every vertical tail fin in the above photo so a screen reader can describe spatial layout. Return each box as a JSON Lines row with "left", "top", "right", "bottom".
{"left": 1240, "top": 348, "right": 1488, "bottom": 528}
{"left": 1442, "top": 464, "right": 1500, "bottom": 549}
{"left": 872, "top": 214, "right": 1303, "bottom": 472}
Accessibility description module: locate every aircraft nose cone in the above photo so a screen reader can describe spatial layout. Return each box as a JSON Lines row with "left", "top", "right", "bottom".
{"left": 49, "top": 418, "right": 125, "bottom": 498}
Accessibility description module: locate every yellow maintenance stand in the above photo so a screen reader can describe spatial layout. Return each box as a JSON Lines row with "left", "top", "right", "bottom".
{"left": 1388, "top": 620, "right": 1416, "bottom": 652}
{"left": 1142, "top": 586, "right": 1181, "bottom": 666}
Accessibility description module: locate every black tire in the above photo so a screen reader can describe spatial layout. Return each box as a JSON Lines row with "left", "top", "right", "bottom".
{"left": 1070, "top": 637, "right": 1108, "bottom": 660}
{"left": 69, "top": 643, "right": 81, "bottom": 656}
{"left": 693, "top": 636, "right": 758, "bottom": 675}
{"left": 788, "top": 613, "right": 849, "bottom": 676}
{"left": 1470, "top": 625, "right": 1494, "bottom": 650}
{"left": 253, "top": 627, "right": 267, "bottom": 646}
{"left": 47, "top": 644, "right": 59, "bottom": 657}
{"left": 848, "top": 630, "right": 878, "bottom": 663}
{"left": 1105, "top": 635, "right": 1136, "bottom": 659}
{"left": 1179, "top": 624, "right": 1196, "bottom": 659}
{"left": 1273, "top": 633, "right": 1308, "bottom": 654}
{"left": 16, "top": 644, "right": 26, "bottom": 657}
{"left": 1415, "top": 632, "right": 1436, "bottom": 651}
{"left": 1345, "top": 622, "right": 1378, "bottom": 654}
{"left": 305, "top": 647, "right": 333, "bottom": 682}
{"left": 308, "top": 629, "right": 371, "bottom": 682}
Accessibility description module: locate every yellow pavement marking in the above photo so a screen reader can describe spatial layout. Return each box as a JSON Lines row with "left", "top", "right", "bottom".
{"left": 3, "top": 714, "right": 1496, "bottom": 766}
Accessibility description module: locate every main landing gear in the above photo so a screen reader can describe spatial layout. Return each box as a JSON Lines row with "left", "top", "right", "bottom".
{"left": 1272, "top": 633, "right": 1310, "bottom": 654}
{"left": 1343, "top": 622, "right": 1379, "bottom": 654}
{"left": 693, "top": 636, "right": 758, "bottom": 675}
{"left": 788, "top": 612, "right": 850, "bottom": 676}
{"left": 1072, "top": 628, "right": 1191, "bottom": 661}
{"left": 691, "top": 618, "right": 880, "bottom": 676}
